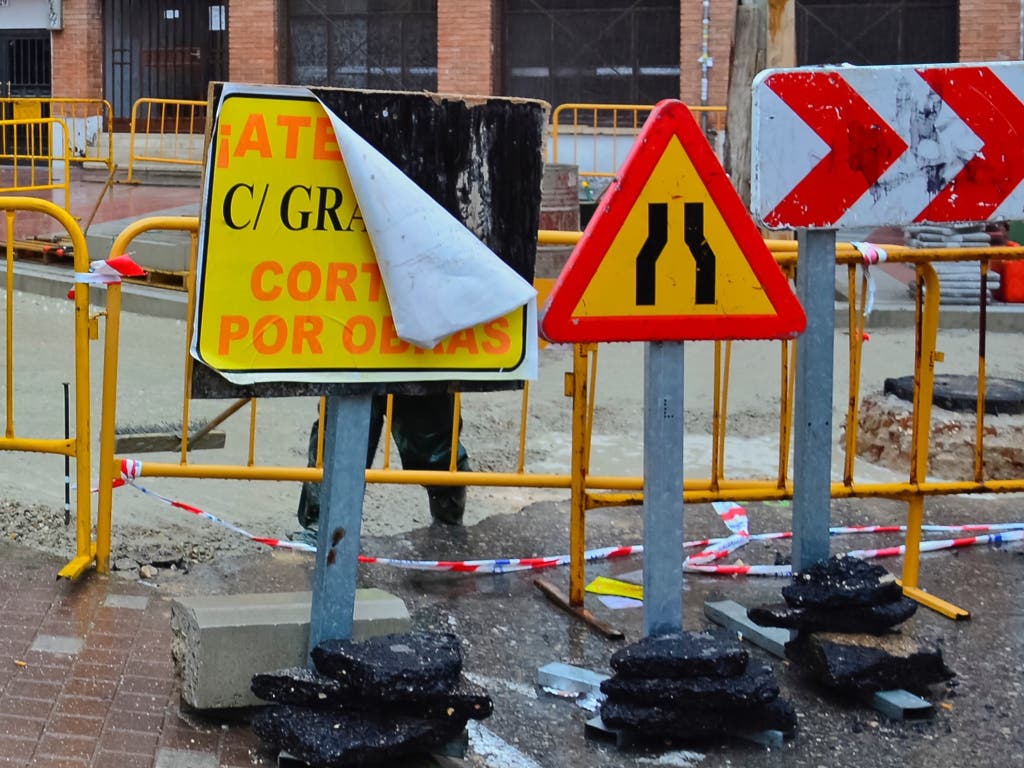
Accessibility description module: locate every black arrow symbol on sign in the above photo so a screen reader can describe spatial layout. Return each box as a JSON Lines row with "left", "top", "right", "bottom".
{"left": 685, "top": 202, "right": 716, "bottom": 305}
{"left": 634, "top": 202, "right": 717, "bottom": 306}
{"left": 635, "top": 203, "right": 668, "bottom": 306}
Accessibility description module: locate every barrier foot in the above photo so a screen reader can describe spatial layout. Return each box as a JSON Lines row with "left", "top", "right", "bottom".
{"left": 58, "top": 550, "right": 97, "bottom": 580}
{"left": 901, "top": 585, "right": 970, "bottom": 621}
{"left": 534, "top": 578, "right": 625, "bottom": 640}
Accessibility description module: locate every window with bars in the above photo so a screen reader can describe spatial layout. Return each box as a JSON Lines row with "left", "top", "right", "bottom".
{"left": 286, "top": 0, "right": 438, "bottom": 91}
{"left": 796, "top": 0, "right": 959, "bottom": 66}
{"left": 504, "top": 0, "right": 680, "bottom": 108}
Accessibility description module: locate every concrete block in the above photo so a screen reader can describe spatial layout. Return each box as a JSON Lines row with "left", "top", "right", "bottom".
{"left": 171, "top": 588, "right": 410, "bottom": 710}
{"left": 537, "top": 662, "right": 608, "bottom": 696}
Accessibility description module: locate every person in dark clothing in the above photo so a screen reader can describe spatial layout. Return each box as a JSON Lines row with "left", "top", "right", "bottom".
{"left": 296, "top": 393, "right": 470, "bottom": 536}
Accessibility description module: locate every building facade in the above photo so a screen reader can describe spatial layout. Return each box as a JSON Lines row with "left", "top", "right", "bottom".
{"left": 0, "top": 1, "right": 1018, "bottom": 117}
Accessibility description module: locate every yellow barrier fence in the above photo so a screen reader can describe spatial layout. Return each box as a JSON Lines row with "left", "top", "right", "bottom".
{"left": 126, "top": 98, "right": 208, "bottom": 184}
{"left": 0, "top": 97, "right": 114, "bottom": 173}
{"left": 550, "top": 102, "right": 727, "bottom": 181}
{"left": 0, "top": 197, "right": 94, "bottom": 578}
{"left": 0, "top": 118, "right": 72, "bottom": 210}
{"left": 88, "top": 220, "right": 1024, "bottom": 620}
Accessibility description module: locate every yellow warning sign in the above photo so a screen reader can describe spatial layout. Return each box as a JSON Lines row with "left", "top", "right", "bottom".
{"left": 541, "top": 99, "right": 805, "bottom": 343}
{"left": 193, "top": 91, "right": 529, "bottom": 382}
{"left": 574, "top": 136, "right": 774, "bottom": 318}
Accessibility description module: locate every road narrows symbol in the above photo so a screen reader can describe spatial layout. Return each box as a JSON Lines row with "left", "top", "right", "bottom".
{"left": 685, "top": 202, "right": 716, "bottom": 305}
{"left": 635, "top": 203, "right": 668, "bottom": 305}
{"left": 634, "top": 202, "right": 718, "bottom": 307}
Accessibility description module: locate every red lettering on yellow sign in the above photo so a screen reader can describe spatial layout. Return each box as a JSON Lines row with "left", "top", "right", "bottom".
{"left": 216, "top": 112, "right": 345, "bottom": 170}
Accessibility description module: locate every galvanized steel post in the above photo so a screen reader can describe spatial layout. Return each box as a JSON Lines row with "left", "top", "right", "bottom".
{"left": 791, "top": 228, "right": 836, "bottom": 571}
{"left": 642, "top": 341, "right": 685, "bottom": 636}
{"left": 308, "top": 394, "right": 372, "bottom": 656}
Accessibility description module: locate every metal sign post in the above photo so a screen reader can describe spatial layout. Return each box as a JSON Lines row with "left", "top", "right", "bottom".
{"left": 791, "top": 229, "right": 836, "bottom": 571}
{"left": 642, "top": 341, "right": 685, "bottom": 636}
{"left": 307, "top": 394, "right": 373, "bottom": 654}
{"left": 541, "top": 100, "right": 805, "bottom": 633}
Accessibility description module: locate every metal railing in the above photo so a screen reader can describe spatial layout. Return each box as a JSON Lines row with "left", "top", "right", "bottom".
{"left": 33, "top": 217, "right": 1023, "bottom": 620}
{"left": 550, "top": 102, "right": 727, "bottom": 182}
{"left": 0, "top": 197, "right": 94, "bottom": 578}
{"left": 0, "top": 97, "right": 115, "bottom": 172}
{"left": 126, "top": 98, "right": 207, "bottom": 183}
{"left": 0, "top": 118, "right": 72, "bottom": 209}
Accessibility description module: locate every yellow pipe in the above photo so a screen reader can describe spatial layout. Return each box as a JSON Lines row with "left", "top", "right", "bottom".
{"left": 974, "top": 261, "right": 989, "bottom": 482}
{"left": 904, "top": 263, "right": 941, "bottom": 591}
{"left": 2, "top": 198, "right": 102, "bottom": 575}
{"left": 247, "top": 398, "right": 258, "bottom": 466}
{"left": 0, "top": 438, "right": 75, "bottom": 455}
{"left": 584, "top": 344, "right": 598, "bottom": 472}
{"left": 710, "top": 342, "right": 723, "bottom": 489}
{"left": 516, "top": 383, "right": 530, "bottom": 474}
{"left": 95, "top": 281, "right": 121, "bottom": 573}
{"left": 449, "top": 392, "right": 462, "bottom": 472}
{"left": 5, "top": 210, "right": 14, "bottom": 438}
{"left": 96, "top": 215, "right": 200, "bottom": 572}
{"left": 569, "top": 343, "right": 590, "bottom": 606}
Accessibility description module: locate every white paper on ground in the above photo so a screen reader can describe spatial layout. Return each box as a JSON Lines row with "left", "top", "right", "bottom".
{"left": 596, "top": 595, "right": 643, "bottom": 610}
{"left": 318, "top": 96, "right": 537, "bottom": 349}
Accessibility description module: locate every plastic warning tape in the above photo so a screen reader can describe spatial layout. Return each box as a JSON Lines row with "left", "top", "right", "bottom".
{"left": 113, "top": 460, "right": 1023, "bottom": 575}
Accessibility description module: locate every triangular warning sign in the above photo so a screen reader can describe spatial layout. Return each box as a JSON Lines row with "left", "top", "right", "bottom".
{"left": 541, "top": 100, "right": 806, "bottom": 343}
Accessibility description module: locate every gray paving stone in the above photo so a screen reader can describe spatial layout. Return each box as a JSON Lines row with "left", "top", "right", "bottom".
{"left": 154, "top": 748, "right": 218, "bottom": 768}
{"left": 30, "top": 634, "right": 84, "bottom": 655}
{"left": 103, "top": 593, "right": 150, "bottom": 610}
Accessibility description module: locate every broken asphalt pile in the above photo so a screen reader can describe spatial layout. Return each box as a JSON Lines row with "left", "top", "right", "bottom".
{"left": 598, "top": 631, "right": 797, "bottom": 743}
{"left": 250, "top": 631, "right": 492, "bottom": 766}
{"left": 749, "top": 555, "right": 955, "bottom": 694}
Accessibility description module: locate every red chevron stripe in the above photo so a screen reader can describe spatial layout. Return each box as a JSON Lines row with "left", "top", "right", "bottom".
{"left": 764, "top": 71, "right": 908, "bottom": 228}
{"left": 914, "top": 66, "right": 1024, "bottom": 222}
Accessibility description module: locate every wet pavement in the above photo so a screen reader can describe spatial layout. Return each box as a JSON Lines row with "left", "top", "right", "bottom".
{"left": 114, "top": 493, "right": 1019, "bottom": 768}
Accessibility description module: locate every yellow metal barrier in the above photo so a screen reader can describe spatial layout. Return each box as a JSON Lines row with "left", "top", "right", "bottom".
{"left": 0, "top": 118, "right": 72, "bottom": 210}
{"left": 93, "top": 221, "right": 1024, "bottom": 618}
{"left": 126, "top": 98, "right": 207, "bottom": 184}
{"left": 0, "top": 97, "right": 114, "bottom": 172}
{"left": 0, "top": 197, "right": 94, "bottom": 578}
{"left": 550, "top": 103, "right": 727, "bottom": 181}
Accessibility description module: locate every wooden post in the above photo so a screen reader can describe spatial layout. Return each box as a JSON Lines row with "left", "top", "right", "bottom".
{"left": 767, "top": 0, "right": 796, "bottom": 69}
{"left": 725, "top": 0, "right": 767, "bottom": 207}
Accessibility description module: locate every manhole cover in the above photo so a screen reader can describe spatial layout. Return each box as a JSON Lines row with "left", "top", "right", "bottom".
{"left": 883, "top": 374, "right": 1024, "bottom": 415}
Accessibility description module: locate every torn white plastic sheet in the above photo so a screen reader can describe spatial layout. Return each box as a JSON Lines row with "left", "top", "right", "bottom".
{"left": 318, "top": 96, "right": 537, "bottom": 349}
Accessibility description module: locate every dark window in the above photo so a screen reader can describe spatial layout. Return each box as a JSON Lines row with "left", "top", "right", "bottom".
{"left": 286, "top": 0, "right": 438, "bottom": 91}
{"left": 504, "top": 0, "right": 680, "bottom": 108}
{"left": 796, "top": 0, "right": 959, "bottom": 66}
{"left": 6, "top": 36, "right": 51, "bottom": 97}
{"left": 105, "top": 1, "right": 228, "bottom": 122}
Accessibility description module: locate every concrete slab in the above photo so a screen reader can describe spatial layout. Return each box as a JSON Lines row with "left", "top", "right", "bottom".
{"left": 102, "top": 593, "right": 150, "bottom": 610}
{"left": 30, "top": 634, "right": 84, "bottom": 656}
{"left": 537, "top": 662, "right": 608, "bottom": 696}
{"left": 170, "top": 588, "right": 411, "bottom": 710}
{"left": 703, "top": 599, "right": 794, "bottom": 659}
{"left": 85, "top": 203, "right": 199, "bottom": 274}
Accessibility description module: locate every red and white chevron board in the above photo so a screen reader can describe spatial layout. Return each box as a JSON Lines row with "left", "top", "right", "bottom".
{"left": 751, "top": 62, "right": 1024, "bottom": 229}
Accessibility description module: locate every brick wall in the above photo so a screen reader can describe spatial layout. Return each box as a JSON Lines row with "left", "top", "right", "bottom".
{"left": 960, "top": 0, "right": 1022, "bottom": 61}
{"left": 437, "top": 0, "right": 497, "bottom": 94}
{"left": 228, "top": 0, "right": 282, "bottom": 84}
{"left": 51, "top": 0, "right": 104, "bottom": 99}
{"left": 680, "top": 0, "right": 735, "bottom": 107}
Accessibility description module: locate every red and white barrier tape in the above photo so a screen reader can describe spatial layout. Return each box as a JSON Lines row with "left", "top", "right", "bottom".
{"left": 111, "top": 460, "right": 1022, "bottom": 576}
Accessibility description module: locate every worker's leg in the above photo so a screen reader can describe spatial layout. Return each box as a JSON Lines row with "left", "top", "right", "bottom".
{"left": 296, "top": 397, "right": 387, "bottom": 532}
{"left": 389, "top": 393, "right": 470, "bottom": 525}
